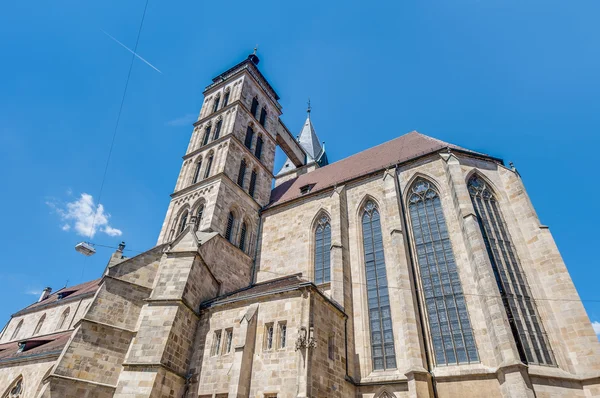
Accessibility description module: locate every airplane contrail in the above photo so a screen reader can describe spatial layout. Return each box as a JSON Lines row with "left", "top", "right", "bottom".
{"left": 101, "top": 29, "right": 162, "bottom": 74}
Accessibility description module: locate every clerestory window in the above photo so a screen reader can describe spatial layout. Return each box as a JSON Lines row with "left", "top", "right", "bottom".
{"left": 408, "top": 178, "right": 479, "bottom": 365}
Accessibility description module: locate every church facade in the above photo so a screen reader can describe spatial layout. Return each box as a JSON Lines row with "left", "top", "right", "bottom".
{"left": 1, "top": 53, "right": 599, "bottom": 398}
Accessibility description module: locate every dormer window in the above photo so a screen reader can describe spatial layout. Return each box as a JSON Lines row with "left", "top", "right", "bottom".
{"left": 299, "top": 184, "right": 314, "bottom": 195}
{"left": 17, "top": 342, "right": 25, "bottom": 353}
{"left": 57, "top": 290, "right": 74, "bottom": 300}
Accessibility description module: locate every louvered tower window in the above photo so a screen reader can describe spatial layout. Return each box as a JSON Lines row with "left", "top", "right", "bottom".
{"left": 239, "top": 222, "right": 247, "bottom": 251}
{"left": 259, "top": 107, "right": 267, "bottom": 126}
{"left": 244, "top": 126, "right": 254, "bottom": 149}
{"left": 255, "top": 136, "right": 263, "bottom": 160}
{"left": 408, "top": 178, "right": 479, "bottom": 365}
{"left": 249, "top": 170, "right": 257, "bottom": 198}
{"left": 314, "top": 215, "right": 331, "bottom": 284}
{"left": 362, "top": 201, "right": 396, "bottom": 370}
{"left": 468, "top": 175, "right": 555, "bottom": 366}
{"left": 225, "top": 212, "right": 235, "bottom": 242}
{"left": 202, "top": 125, "right": 211, "bottom": 146}
{"left": 192, "top": 159, "right": 202, "bottom": 184}
{"left": 214, "top": 119, "right": 222, "bottom": 139}
{"left": 237, "top": 160, "right": 247, "bottom": 187}
{"left": 204, "top": 155, "right": 213, "bottom": 178}
{"left": 250, "top": 97, "right": 259, "bottom": 117}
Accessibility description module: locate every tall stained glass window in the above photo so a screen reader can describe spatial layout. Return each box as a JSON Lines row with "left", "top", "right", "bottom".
{"left": 468, "top": 175, "right": 555, "bottom": 366}
{"left": 408, "top": 178, "right": 478, "bottom": 365}
{"left": 314, "top": 215, "right": 331, "bottom": 284}
{"left": 362, "top": 201, "right": 396, "bottom": 370}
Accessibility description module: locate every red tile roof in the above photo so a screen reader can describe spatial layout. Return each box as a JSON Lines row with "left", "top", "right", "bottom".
{"left": 269, "top": 131, "right": 499, "bottom": 208}
{"left": 14, "top": 279, "right": 101, "bottom": 316}
{"left": 0, "top": 330, "right": 72, "bottom": 363}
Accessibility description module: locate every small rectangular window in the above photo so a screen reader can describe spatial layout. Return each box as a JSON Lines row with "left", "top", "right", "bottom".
{"left": 278, "top": 322, "right": 287, "bottom": 349}
{"left": 265, "top": 323, "right": 274, "bottom": 350}
{"left": 211, "top": 330, "right": 222, "bottom": 356}
{"left": 225, "top": 328, "right": 233, "bottom": 354}
{"left": 328, "top": 334, "right": 335, "bottom": 360}
{"left": 264, "top": 394, "right": 278, "bottom": 398}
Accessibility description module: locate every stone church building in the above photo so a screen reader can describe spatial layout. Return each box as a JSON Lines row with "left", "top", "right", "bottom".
{"left": 1, "top": 52, "right": 599, "bottom": 398}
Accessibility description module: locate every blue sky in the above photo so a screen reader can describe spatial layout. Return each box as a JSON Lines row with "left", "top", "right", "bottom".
{"left": 1, "top": 0, "right": 599, "bottom": 337}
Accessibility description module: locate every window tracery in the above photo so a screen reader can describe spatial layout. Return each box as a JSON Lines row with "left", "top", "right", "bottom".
{"left": 468, "top": 174, "right": 555, "bottom": 366}
{"left": 314, "top": 214, "right": 331, "bottom": 285}
{"left": 3, "top": 377, "right": 23, "bottom": 398}
{"left": 361, "top": 200, "right": 396, "bottom": 370}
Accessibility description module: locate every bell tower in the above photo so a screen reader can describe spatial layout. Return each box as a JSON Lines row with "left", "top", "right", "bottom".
{"left": 157, "top": 52, "right": 289, "bottom": 256}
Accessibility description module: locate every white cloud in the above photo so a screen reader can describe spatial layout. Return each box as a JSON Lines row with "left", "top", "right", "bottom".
{"left": 593, "top": 321, "right": 600, "bottom": 338}
{"left": 47, "top": 193, "right": 122, "bottom": 238}
{"left": 26, "top": 289, "right": 41, "bottom": 296}
{"left": 166, "top": 113, "right": 196, "bottom": 127}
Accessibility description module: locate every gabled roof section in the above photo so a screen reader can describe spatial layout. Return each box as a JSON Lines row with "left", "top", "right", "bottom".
{"left": 277, "top": 113, "right": 328, "bottom": 175}
{"left": 270, "top": 131, "right": 500, "bottom": 208}
{"left": 14, "top": 279, "right": 100, "bottom": 316}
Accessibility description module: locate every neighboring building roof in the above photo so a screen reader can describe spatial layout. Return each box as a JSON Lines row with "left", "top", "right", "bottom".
{"left": 201, "top": 274, "right": 307, "bottom": 308}
{"left": 278, "top": 113, "right": 328, "bottom": 175}
{"left": 13, "top": 279, "right": 101, "bottom": 316}
{"left": 0, "top": 330, "right": 72, "bottom": 364}
{"left": 269, "top": 131, "right": 500, "bottom": 208}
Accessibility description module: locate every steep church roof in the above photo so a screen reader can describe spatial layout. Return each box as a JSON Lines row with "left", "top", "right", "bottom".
{"left": 13, "top": 279, "right": 101, "bottom": 316}
{"left": 277, "top": 110, "right": 328, "bottom": 175}
{"left": 269, "top": 131, "right": 500, "bottom": 208}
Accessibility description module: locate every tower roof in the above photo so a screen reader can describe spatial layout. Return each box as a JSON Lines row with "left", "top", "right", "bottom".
{"left": 277, "top": 108, "right": 328, "bottom": 175}
{"left": 269, "top": 131, "right": 501, "bottom": 208}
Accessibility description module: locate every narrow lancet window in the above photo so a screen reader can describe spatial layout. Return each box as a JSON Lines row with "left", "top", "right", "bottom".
{"left": 468, "top": 175, "right": 555, "bottom": 366}
{"left": 33, "top": 314, "right": 46, "bottom": 335}
{"left": 225, "top": 212, "right": 235, "bottom": 242}
{"left": 239, "top": 222, "right": 247, "bottom": 251}
{"left": 408, "top": 178, "right": 479, "bottom": 365}
{"left": 204, "top": 155, "right": 213, "bottom": 178}
{"left": 314, "top": 215, "right": 331, "bottom": 285}
{"left": 192, "top": 159, "right": 202, "bottom": 184}
{"left": 223, "top": 90, "right": 230, "bottom": 107}
{"left": 362, "top": 201, "right": 396, "bottom": 370}
{"left": 212, "top": 96, "right": 220, "bottom": 113}
{"left": 237, "top": 160, "right": 247, "bottom": 187}
{"left": 249, "top": 170, "right": 257, "bottom": 198}
{"left": 202, "top": 125, "right": 211, "bottom": 146}
{"left": 251, "top": 97, "right": 259, "bottom": 117}
{"left": 259, "top": 107, "right": 267, "bottom": 126}
{"left": 178, "top": 211, "right": 188, "bottom": 233}
{"left": 214, "top": 119, "right": 222, "bottom": 139}
{"left": 255, "top": 136, "right": 263, "bottom": 160}
{"left": 245, "top": 126, "right": 254, "bottom": 149}
{"left": 196, "top": 204, "right": 204, "bottom": 229}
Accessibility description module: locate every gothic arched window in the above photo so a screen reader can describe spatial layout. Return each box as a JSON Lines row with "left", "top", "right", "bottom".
{"left": 314, "top": 215, "right": 331, "bottom": 285}
{"left": 33, "top": 314, "right": 46, "bottom": 336}
{"left": 212, "top": 95, "right": 220, "bottom": 113}
{"left": 214, "top": 118, "right": 222, "bottom": 140}
{"left": 239, "top": 222, "right": 247, "bottom": 251}
{"left": 408, "top": 178, "right": 479, "bottom": 365}
{"left": 178, "top": 211, "right": 188, "bottom": 234}
{"left": 196, "top": 204, "right": 204, "bottom": 229}
{"left": 223, "top": 90, "right": 230, "bottom": 107}
{"left": 58, "top": 308, "right": 70, "bottom": 330}
{"left": 250, "top": 97, "right": 259, "bottom": 118}
{"left": 3, "top": 377, "right": 23, "bottom": 398}
{"left": 204, "top": 155, "right": 213, "bottom": 179}
{"left": 202, "top": 125, "right": 212, "bottom": 146}
{"left": 259, "top": 107, "right": 267, "bottom": 126}
{"left": 362, "top": 201, "right": 396, "bottom": 370}
{"left": 10, "top": 320, "right": 23, "bottom": 341}
{"left": 225, "top": 212, "right": 235, "bottom": 242}
{"left": 244, "top": 126, "right": 254, "bottom": 149}
{"left": 237, "top": 160, "right": 247, "bottom": 187}
{"left": 249, "top": 170, "right": 258, "bottom": 198}
{"left": 468, "top": 174, "right": 555, "bottom": 366}
{"left": 192, "top": 158, "right": 202, "bottom": 184}
{"left": 255, "top": 135, "right": 264, "bottom": 160}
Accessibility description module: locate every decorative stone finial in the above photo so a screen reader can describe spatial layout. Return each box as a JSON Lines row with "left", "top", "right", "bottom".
{"left": 307, "top": 98, "right": 311, "bottom": 115}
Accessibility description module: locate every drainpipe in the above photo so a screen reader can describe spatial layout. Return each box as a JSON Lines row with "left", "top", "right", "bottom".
{"left": 393, "top": 165, "right": 438, "bottom": 398}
